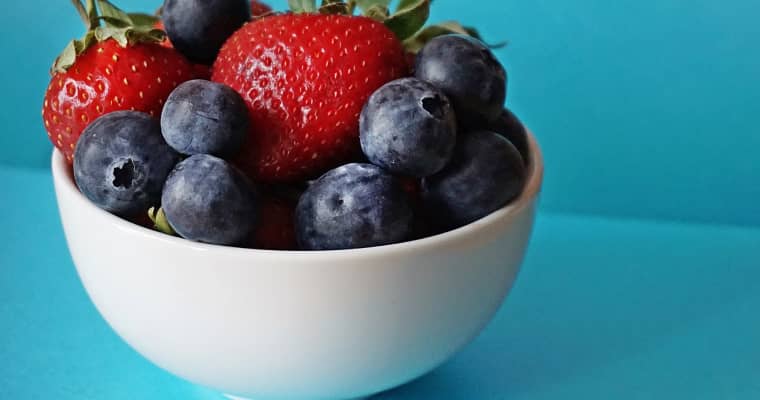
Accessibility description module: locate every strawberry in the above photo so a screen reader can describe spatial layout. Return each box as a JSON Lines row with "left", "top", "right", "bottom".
{"left": 42, "top": 0, "right": 196, "bottom": 163}
{"left": 211, "top": 12, "right": 408, "bottom": 182}
{"left": 210, "top": 0, "right": 490, "bottom": 183}
{"left": 250, "top": 196, "right": 298, "bottom": 250}
{"left": 250, "top": 0, "right": 273, "bottom": 18}
{"left": 154, "top": 20, "right": 173, "bottom": 49}
{"left": 153, "top": 19, "right": 211, "bottom": 79}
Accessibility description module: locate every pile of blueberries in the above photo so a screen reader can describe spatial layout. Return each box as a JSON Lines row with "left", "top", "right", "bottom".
{"left": 73, "top": 34, "right": 530, "bottom": 251}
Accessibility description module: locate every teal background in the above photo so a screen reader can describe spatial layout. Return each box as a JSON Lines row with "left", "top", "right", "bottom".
{"left": 3, "top": 0, "right": 760, "bottom": 225}
{"left": 2, "top": 1, "right": 759, "bottom": 399}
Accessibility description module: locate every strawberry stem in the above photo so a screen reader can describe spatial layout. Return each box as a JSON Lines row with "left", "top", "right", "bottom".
{"left": 71, "top": 0, "right": 89, "bottom": 26}
{"left": 70, "top": 0, "right": 101, "bottom": 30}
{"left": 284, "top": 0, "right": 494, "bottom": 51}
{"left": 52, "top": 0, "right": 164, "bottom": 74}
{"left": 86, "top": 0, "right": 99, "bottom": 29}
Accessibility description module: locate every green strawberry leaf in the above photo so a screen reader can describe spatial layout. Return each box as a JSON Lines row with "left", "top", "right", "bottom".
{"left": 127, "top": 13, "right": 160, "bottom": 28}
{"left": 347, "top": 0, "right": 358, "bottom": 13}
{"left": 148, "top": 207, "right": 177, "bottom": 236}
{"left": 127, "top": 27, "right": 166, "bottom": 44}
{"left": 384, "top": 0, "right": 430, "bottom": 41}
{"left": 51, "top": 30, "right": 98, "bottom": 73}
{"left": 402, "top": 21, "right": 505, "bottom": 53}
{"left": 85, "top": 0, "right": 99, "bottom": 28}
{"left": 319, "top": 0, "right": 351, "bottom": 15}
{"left": 92, "top": 24, "right": 165, "bottom": 47}
{"left": 54, "top": 41, "right": 78, "bottom": 74}
{"left": 96, "top": 16, "right": 131, "bottom": 28}
{"left": 52, "top": 0, "right": 166, "bottom": 74}
{"left": 289, "top": 0, "right": 318, "bottom": 13}
{"left": 71, "top": 0, "right": 90, "bottom": 25}
{"left": 396, "top": 0, "right": 421, "bottom": 10}
{"left": 364, "top": 4, "right": 390, "bottom": 21}
{"left": 355, "top": 0, "right": 391, "bottom": 12}
{"left": 70, "top": 0, "right": 100, "bottom": 30}
{"left": 80, "top": 30, "right": 98, "bottom": 52}
{"left": 96, "top": 0, "right": 133, "bottom": 27}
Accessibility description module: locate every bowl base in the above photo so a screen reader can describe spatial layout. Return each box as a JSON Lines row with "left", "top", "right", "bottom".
{"left": 225, "top": 394, "right": 369, "bottom": 400}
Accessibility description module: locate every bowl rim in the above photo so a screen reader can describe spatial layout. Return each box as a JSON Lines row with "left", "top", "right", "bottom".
{"left": 52, "top": 130, "right": 543, "bottom": 259}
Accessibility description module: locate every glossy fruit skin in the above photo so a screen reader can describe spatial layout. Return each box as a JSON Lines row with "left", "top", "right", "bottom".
{"left": 488, "top": 108, "right": 529, "bottom": 165}
{"left": 295, "top": 163, "right": 413, "bottom": 250}
{"left": 421, "top": 130, "right": 525, "bottom": 229}
{"left": 162, "top": 154, "right": 258, "bottom": 246}
{"left": 161, "top": 79, "right": 249, "bottom": 157}
{"left": 360, "top": 77, "right": 457, "bottom": 177}
{"left": 154, "top": 20, "right": 214, "bottom": 78}
{"left": 249, "top": 0, "right": 273, "bottom": 17}
{"left": 42, "top": 40, "right": 196, "bottom": 163}
{"left": 398, "top": 177, "right": 448, "bottom": 240}
{"left": 414, "top": 35, "right": 506, "bottom": 126}
{"left": 461, "top": 107, "right": 529, "bottom": 165}
{"left": 73, "top": 111, "right": 181, "bottom": 217}
{"left": 157, "top": 0, "right": 270, "bottom": 50}
{"left": 212, "top": 14, "right": 408, "bottom": 183}
{"left": 162, "top": 0, "right": 250, "bottom": 65}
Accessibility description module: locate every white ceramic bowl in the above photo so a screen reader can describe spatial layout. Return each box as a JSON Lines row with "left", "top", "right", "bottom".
{"left": 52, "top": 132, "right": 543, "bottom": 400}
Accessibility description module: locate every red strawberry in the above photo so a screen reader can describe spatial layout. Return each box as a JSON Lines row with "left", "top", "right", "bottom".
{"left": 212, "top": 13, "right": 407, "bottom": 182}
{"left": 249, "top": 196, "right": 297, "bottom": 250}
{"left": 153, "top": 19, "right": 212, "bottom": 79}
{"left": 154, "top": 20, "right": 173, "bottom": 48}
{"left": 42, "top": 1, "right": 196, "bottom": 163}
{"left": 250, "top": 0, "right": 273, "bottom": 18}
{"left": 191, "top": 64, "right": 212, "bottom": 80}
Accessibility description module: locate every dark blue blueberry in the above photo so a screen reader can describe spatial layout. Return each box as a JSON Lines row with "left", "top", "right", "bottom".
{"left": 161, "top": 154, "right": 258, "bottom": 245}
{"left": 162, "top": 0, "right": 250, "bottom": 65}
{"left": 421, "top": 130, "right": 525, "bottom": 229}
{"left": 295, "top": 163, "right": 413, "bottom": 250}
{"left": 360, "top": 77, "right": 457, "bottom": 177}
{"left": 161, "top": 79, "right": 249, "bottom": 157}
{"left": 415, "top": 35, "right": 507, "bottom": 126}
{"left": 73, "top": 111, "right": 180, "bottom": 217}
{"left": 464, "top": 107, "right": 530, "bottom": 165}
{"left": 489, "top": 108, "right": 529, "bottom": 165}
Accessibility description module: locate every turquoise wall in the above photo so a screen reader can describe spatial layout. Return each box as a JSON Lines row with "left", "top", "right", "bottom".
{"left": 2, "top": 0, "right": 758, "bottom": 225}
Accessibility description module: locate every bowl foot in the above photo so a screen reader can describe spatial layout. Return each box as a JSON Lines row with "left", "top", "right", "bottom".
{"left": 224, "top": 394, "right": 368, "bottom": 400}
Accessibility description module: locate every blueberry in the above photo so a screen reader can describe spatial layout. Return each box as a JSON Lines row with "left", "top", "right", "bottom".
{"left": 74, "top": 111, "right": 180, "bottom": 217}
{"left": 295, "top": 163, "right": 413, "bottom": 250}
{"left": 161, "top": 79, "right": 249, "bottom": 157}
{"left": 162, "top": 0, "right": 250, "bottom": 65}
{"left": 421, "top": 130, "right": 525, "bottom": 229}
{"left": 415, "top": 35, "right": 506, "bottom": 125}
{"left": 161, "top": 154, "right": 258, "bottom": 245}
{"left": 489, "top": 108, "right": 530, "bottom": 165}
{"left": 360, "top": 78, "right": 457, "bottom": 177}
{"left": 464, "top": 108, "right": 529, "bottom": 165}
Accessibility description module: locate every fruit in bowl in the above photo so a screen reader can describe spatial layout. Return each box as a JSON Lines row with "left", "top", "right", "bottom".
{"left": 45, "top": 0, "right": 542, "bottom": 398}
